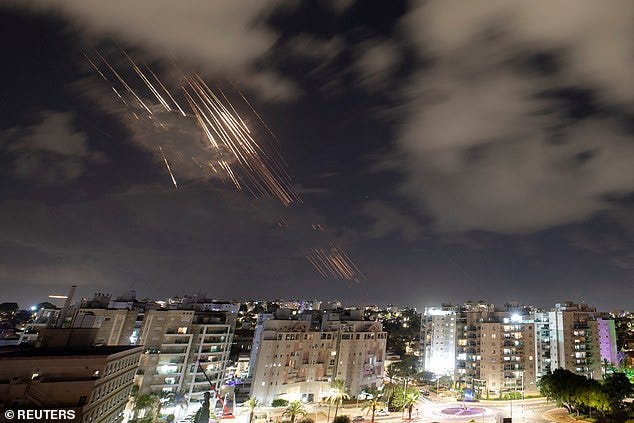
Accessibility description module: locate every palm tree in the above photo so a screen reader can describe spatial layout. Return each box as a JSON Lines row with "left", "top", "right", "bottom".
{"left": 283, "top": 400, "right": 307, "bottom": 423}
{"left": 155, "top": 390, "right": 174, "bottom": 419}
{"left": 361, "top": 395, "right": 385, "bottom": 423}
{"left": 245, "top": 397, "right": 259, "bottom": 423}
{"left": 400, "top": 389, "right": 420, "bottom": 421}
{"left": 134, "top": 393, "right": 160, "bottom": 420}
{"left": 327, "top": 379, "right": 350, "bottom": 421}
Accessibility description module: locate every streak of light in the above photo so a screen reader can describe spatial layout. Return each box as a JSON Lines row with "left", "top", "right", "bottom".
{"left": 83, "top": 53, "right": 107, "bottom": 81}
{"left": 305, "top": 246, "right": 366, "bottom": 283}
{"left": 159, "top": 145, "right": 178, "bottom": 188}
{"left": 145, "top": 64, "right": 187, "bottom": 116}
{"left": 95, "top": 50, "right": 153, "bottom": 115}
{"left": 120, "top": 49, "right": 172, "bottom": 112}
{"left": 229, "top": 79, "right": 279, "bottom": 143}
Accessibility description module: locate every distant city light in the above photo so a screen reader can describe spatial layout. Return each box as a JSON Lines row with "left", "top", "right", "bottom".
{"left": 48, "top": 294, "right": 68, "bottom": 299}
{"left": 30, "top": 306, "right": 37, "bottom": 311}
{"left": 511, "top": 314, "right": 523, "bottom": 323}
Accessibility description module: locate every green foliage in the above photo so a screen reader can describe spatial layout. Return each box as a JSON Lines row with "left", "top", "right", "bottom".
{"left": 501, "top": 392, "right": 522, "bottom": 400}
{"left": 272, "top": 399, "right": 290, "bottom": 407}
{"left": 328, "top": 379, "right": 350, "bottom": 420}
{"left": 333, "top": 416, "right": 350, "bottom": 423}
{"left": 603, "top": 372, "right": 634, "bottom": 411}
{"left": 283, "top": 400, "right": 307, "bottom": 423}
{"left": 362, "top": 395, "right": 386, "bottom": 422}
{"left": 246, "top": 397, "right": 259, "bottom": 423}
{"left": 540, "top": 368, "right": 634, "bottom": 419}
{"left": 388, "top": 386, "right": 420, "bottom": 417}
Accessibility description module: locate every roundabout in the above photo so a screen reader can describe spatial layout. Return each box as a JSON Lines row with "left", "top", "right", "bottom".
{"left": 440, "top": 406, "right": 486, "bottom": 416}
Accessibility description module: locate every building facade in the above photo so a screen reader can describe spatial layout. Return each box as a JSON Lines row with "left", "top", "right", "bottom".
{"left": 0, "top": 345, "right": 141, "bottom": 423}
{"left": 136, "top": 308, "right": 235, "bottom": 402}
{"left": 420, "top": 306, "right": 457, "bottom": 376}
{"left": 249, "top": 316, "right": 386, "bottom": 405}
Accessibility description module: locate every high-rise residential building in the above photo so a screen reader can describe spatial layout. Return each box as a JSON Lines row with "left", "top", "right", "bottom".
{"left": 420, "top": 305, "right": 457, "bottom": 376}
{"left": 532, "top": 311, "right": 552, "bottom": 379}
{"left": 548, "top": 302, "right": 618, "bottom": 379}
{"left": 249, "top": 313, "right": 386, "bottom": 405}
{"left": 479, "top": 315, "right": 538, "bottom": 396}
{"left": 136, "top": 307, "right": 235, "bottom": 402}
{"left": 454, "top": 301, "right": 496, "bottom": 389}
{"left": 417, "top": 301, "right": 619, "bottom": 397}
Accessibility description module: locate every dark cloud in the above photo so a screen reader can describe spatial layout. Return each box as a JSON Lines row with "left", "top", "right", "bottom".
{"left": 11, "top": 0, "right": 300, "bottom": 102}
{"left": 361, "top": 200, "right": 424, "bottom": 240}
{"left": 377, "top": 0, "right": 634, "bottom": 234}
{"left": 2, "top": 111, "right": 106, "bottom": 184}
{"left": 0, "top": 1, "right": 632, "bottom": 310}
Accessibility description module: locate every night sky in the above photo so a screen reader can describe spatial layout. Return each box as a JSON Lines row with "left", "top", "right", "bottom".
{"left": 1, "top": 1, "right": 632, "bottom": 310}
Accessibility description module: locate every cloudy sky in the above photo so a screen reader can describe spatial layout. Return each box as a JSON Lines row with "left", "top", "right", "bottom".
{"left": 0, "top": 0, "right": 632, "bottom": 310}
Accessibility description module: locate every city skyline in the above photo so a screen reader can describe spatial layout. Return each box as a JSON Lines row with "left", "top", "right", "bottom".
{"left": 1, "top": 1, "right": 633, "bottom": 310}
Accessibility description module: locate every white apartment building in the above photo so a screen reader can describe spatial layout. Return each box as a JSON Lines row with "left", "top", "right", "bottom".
{"left": 420, "top": 306, "right": 456, "bottom": 375}
{"left": 250, "top": 317, "right": 386, "bottom": 405}
{"left": 136, "top": 309, "right": 235, "bottom": 402}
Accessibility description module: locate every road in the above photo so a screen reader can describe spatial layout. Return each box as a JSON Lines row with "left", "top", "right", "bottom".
{"left": 304, "top": 396, "right": 562, "bottom": 423}
{"left": 237, "top": 396, "right": 566, "bottom": 423}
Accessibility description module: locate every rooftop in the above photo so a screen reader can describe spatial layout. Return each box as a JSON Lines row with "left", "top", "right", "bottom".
{"left": 0, "top": 345, "right": 141, "bottom": 359}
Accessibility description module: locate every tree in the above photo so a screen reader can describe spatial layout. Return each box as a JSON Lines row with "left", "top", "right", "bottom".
{"left": 333, "top": 417, "right": 350, "bottom": 423}
{"left": 361, "top": 395, "right": 385, "bottom": 422}
{"left": 283, "top": 400, "right": 307, "bottom": 423}
{"left": 399, "top": 388, "right": 420, "bottom": 420}
{"left": 245, "top": 397, "right": 259, "bottom": 423}
{"left": 540, "top": 368, "right": 634, "bottom": 419}
{"left": 395, "top": 356, "right": 419, "bottom": 391}
{"left": 134, "top": 393, "right": 160, "bottom": 421}
{"left": 194, "top": 392, "right": 211, "bottom": 423}
{"left": 602, "top": 372, "right": 634, "bottom": 413}
{"left": 327, "top": 380, "right": 350, "bottom": 421}
{"left": 417, "top": 371, "right": 435, "bottom": 386}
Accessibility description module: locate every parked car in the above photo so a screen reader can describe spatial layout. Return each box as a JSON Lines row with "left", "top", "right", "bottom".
{"left": 352, "top": 416, "right": 365, "bottom": 422}
{"left": 375, "top": 409, "right": 390, "bottom": 417}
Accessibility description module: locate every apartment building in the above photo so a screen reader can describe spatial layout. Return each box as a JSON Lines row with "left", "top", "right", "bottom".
{"left": 479, "top": 316, "right": 538, "bottom": 396}
{"left": 249, "top": 314, "right": 386, "bottom": 405}
{"left": 532, "top": 311, "right": 552, "bottom": 379}
{"left": 73, "top": 308, "right": 141, "bottom": 346}
{"left": 548, "top": 302, "right": 618, "bottom": 379}
{"left": 454, "top": 301, "right": 496, "bottom": 389}
{"left": 0, "top": 344, "right": 141, "bottom": 423}
{"left": 415, "top": 301, "right": 620, "bottom": 397}
{"left": 136, "top": 308, "right": 235, "bottom": 402}
{"left": 420, "top": 306, "right": 457, "bottom": 376}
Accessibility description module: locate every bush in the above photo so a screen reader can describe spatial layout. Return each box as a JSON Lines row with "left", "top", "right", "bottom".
{"left": 333, "top": 416, "right": 350, "bottom": 423}
{"left": 272, "top": 399, "right": 289, "bottom": 407}
{"left": 299, "top": 418, "right": 314, "bottom": 423}
{"left": 501, "top": 392, "right": 522, "bottom": 400}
